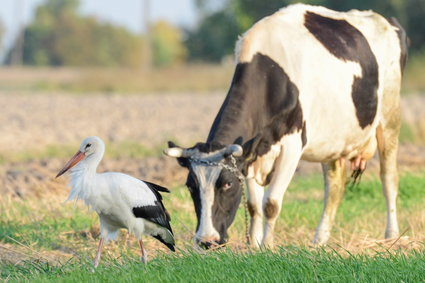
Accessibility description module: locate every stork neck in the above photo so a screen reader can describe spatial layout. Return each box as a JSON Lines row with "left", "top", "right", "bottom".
{"left": 68, "top": 154, "right": 100, "bottom": 203}
{"left": 85, "top": 153, "right": 102, "bottom": 172}
{"left": 70, "top": 151, "right": 103, "bottom": 177}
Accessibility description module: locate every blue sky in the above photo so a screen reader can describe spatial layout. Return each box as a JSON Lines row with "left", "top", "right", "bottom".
{"left": 0, "top": 0, "right": 198, "bottom": 58}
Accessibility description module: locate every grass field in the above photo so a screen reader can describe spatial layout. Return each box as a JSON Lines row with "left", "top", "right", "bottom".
{"left": 1, "top": 171, "right": 424, "bottom": 282}
{"left": 0, "top": 63, "right": 424, "bottom": 281}
{"left": 2, "top": 248, "right": 424, "bottom": 282}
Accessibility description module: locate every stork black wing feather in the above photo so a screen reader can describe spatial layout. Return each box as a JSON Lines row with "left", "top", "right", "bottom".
{"left": 143, "top": 180, "right": 170, "bottom": 194}
{"left": 152, "top": 234, "right": 175, "bottom": 252}
{"left": 140, "top": 180, "right": 172, "bottom": 222}
{"left": 132, "top": 202, "right": 173, "bottom": 233}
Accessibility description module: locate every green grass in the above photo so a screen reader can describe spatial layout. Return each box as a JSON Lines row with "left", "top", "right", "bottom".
{"left": 1, "top": 248, "right": 424, "bottom": 282}
{"left": 276, "top": 172, "right": 425, "bottom": 242}
{"left": 1, "top": 172, "right": 424, "bottom": 282}
{"left": 0, "top": 197, "right": 98, "bottom": 251}
{"left": 399, "top": 121, "right": 416, "bottom": 143}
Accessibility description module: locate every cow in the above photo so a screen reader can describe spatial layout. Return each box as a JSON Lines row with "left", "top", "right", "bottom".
{"left": 164, "top": 4, "right": 408, "bottom": 249}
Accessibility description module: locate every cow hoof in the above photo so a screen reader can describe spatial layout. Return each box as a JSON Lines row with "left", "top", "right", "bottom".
{"left": 248, "top": 238, "right": 262, "bottom": 249}
{"left": 385, "top": 230, "right": 399, "bottom": 239}
{"left": 261, "top": 239, "right": 275, "bottom": 250}
{"left": 311, "top": 238, "right": 328, "bottom": 246}
{"left": 311, "top": 228, "right": 331, "bottom": 246}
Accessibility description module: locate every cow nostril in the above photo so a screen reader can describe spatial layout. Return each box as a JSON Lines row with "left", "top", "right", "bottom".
{"left": 198, "top": 238, "right": 224, "bottom": 250}
{"left": 200, "top": 241, "right": 213, "bottom": 250}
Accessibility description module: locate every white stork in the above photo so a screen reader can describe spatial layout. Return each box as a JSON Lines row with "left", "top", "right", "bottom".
{"left": 56, "top": 136, "right": 175, "bottom": 267}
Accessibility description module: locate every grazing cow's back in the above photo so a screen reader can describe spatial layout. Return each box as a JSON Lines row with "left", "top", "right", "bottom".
{"left": 165, "top": 4, "right": 407, "bottom": 248}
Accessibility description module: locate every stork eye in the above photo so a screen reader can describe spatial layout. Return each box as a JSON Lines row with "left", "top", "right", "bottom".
{"left": 85, "top": 143, "right": 92, "bottom": 149}
{"left": 223, "top": 182, "right": 232, "bottom": 191}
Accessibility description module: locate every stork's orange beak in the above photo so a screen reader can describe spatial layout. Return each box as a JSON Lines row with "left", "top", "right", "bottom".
{"left": 56, "top": 151, "right": 85, "bottom": 178}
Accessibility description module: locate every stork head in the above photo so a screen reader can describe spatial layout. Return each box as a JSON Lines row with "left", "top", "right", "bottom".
{"left": 164, "top": 141, "right": 245, "bottom": 249}
{"left": 56, "top": 136, "right": 105, "bottom": 178}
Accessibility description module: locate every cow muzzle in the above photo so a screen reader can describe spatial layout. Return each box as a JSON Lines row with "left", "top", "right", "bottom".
{"left": 195, "top": 236, "right": 226, "bottom": 250}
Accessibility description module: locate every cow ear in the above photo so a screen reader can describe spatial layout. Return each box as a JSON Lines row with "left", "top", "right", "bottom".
{"left": 167, "top": 141, "right": 177, "bottom": 148}
{"left": 176, "top": 157, "right": 189, "bottom": 168}
{"left": 233, "top": 136, "right": 243, "bottom": 145}
{"left": 242, "top": 134, "right": 262, "bottom": 162}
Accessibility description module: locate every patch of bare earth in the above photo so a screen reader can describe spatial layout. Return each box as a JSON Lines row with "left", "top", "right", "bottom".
{"left": 1, "top": 92, "right": 425, "bottom": 197}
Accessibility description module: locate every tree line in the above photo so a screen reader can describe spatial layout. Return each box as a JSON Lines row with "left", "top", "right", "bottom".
{"left": 5, "top": 0, "right": 425, "bottom": 67}
{"left": 187, "top": 0, "right": 425, "bottom": 62}
{"left": 5, "top": 0, "right": 186, "bottom": 67}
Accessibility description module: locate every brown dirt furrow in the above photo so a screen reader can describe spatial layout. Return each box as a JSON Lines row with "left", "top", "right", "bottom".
{"left": 1, "top": 93, "right": 425, "bottom": 198}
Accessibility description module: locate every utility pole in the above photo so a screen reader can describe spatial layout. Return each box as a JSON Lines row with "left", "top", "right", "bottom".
{"left": 142, "top": 0, "right": 152, "bottom": 69}
{"left": 11, "top": 0, "right": 25, "bottom": 66}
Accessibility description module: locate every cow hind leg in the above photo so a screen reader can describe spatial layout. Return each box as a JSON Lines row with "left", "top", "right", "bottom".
{"left": 313, "top": 159, "right": 346, "bottom": 245}
{"left": 262, "top": 135, "right": 303, "bottom": 248}
{"left": 377, "top": 121, "right": 400, "bottom": 239}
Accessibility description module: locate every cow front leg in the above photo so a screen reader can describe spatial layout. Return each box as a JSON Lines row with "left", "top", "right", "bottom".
{"left": 246, "top": 178, "right": 264, "bottom": 247}
{"left": 262, "top": 135, "right": 303, "bottom": 248}
{"left": 377, "top": 122, "right": 400, "bottom": 239}
{"left": 313, "top": 159, "right": 346, "bottom": 245}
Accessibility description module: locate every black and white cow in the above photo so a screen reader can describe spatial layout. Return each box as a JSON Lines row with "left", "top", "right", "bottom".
{"left": 165, "top": 4, "right": 408, "bottom": 248}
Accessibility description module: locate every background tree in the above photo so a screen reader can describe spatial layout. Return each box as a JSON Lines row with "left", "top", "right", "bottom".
{"left": 185, "top": 10, "right": 239, "bottom": 62}
{"left": 0, "top": 20, "right": 4, "bottom": 54}
{"left": 151, "top": 21, "right": 187, "bottom": 67}
{"left": 185, "top": 0, "right": 425, "bottom": 62}
{"left": 4, "top": 0, "right": 143, "bottom": 67}
{"left": 5, "top": 0, "right": 187, "bottom": 68}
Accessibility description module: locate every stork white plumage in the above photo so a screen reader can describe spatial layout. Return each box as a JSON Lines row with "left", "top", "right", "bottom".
{"left": 56, "top": 136, "right": 175, "bottom": 267}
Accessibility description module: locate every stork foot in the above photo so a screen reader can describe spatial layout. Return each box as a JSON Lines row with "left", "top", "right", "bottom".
{"left": 140, "top": 251, "right": 148, "bottom": 264}
{"left": 93, "top": 237, "right": 104, "bottom": 269}
{"left": 139, "top": 239, "right": 148, "bottom": 265}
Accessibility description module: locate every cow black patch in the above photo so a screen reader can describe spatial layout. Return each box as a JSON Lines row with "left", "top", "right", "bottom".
{"left": 301, "top": 121, "right": 307, "bottom": 148}
{"left": 208, "top": 53, "right": 303, "bottom": 157}
{"left": 264, "top": 164, "right": 276, "bottom": 186}
{"left": 304, "top": 11, "right": 379, "bottom": 129}
{"left": 387, "top": 17, "right": 408, "bottom": 74}
{"left": 211, "top": 166, "right": 243, "bottom": 242}
{"left": 185, "top": 171, "right": 202, "bottom": 230}
{"left": 174, "top": 53, "right": 304, "bottom": 246}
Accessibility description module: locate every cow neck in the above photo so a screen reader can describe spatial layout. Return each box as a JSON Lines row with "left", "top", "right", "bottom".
{"left": 207, "top": 62, "right": 265, "bottom": 145}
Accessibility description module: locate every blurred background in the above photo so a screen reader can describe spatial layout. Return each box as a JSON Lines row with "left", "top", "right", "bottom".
{"left": 0, "top": 0, "right": 424, "bottom": 192}
{"left": 0, "top": 0, "right": 424, "bottom": 193}
{"left": 1, "top": 0, "right": 425, "bottom": 268}
{"left": 0, "top": 0, "right": 424, "bottom": 92}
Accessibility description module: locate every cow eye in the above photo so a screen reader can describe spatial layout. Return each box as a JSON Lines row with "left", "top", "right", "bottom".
{"left": 223, "top": 182, "right": 232, "bottom": 191}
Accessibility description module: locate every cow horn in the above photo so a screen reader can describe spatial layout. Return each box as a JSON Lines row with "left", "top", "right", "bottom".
{"left": 164, "top": 147, "right": 188, "bottom": 158}
{"left": 225, "top": 144, "right": 243, "bottom": 157}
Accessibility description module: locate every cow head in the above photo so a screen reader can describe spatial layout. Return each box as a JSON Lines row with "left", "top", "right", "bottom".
{"left": 164, "top": 141, "right": 249, "bottom": 249}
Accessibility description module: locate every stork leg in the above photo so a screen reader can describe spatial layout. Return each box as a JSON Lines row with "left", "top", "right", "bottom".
{"left": 93, "top": 237, "right": 105, "bottom": 268}
{"left": 139, "top": 239, "right": 148, "bottom": 264}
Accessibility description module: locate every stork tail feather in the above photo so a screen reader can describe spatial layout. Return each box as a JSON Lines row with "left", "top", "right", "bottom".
{"left": 152, "top": 234, "right": 175, "bottom": 252}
